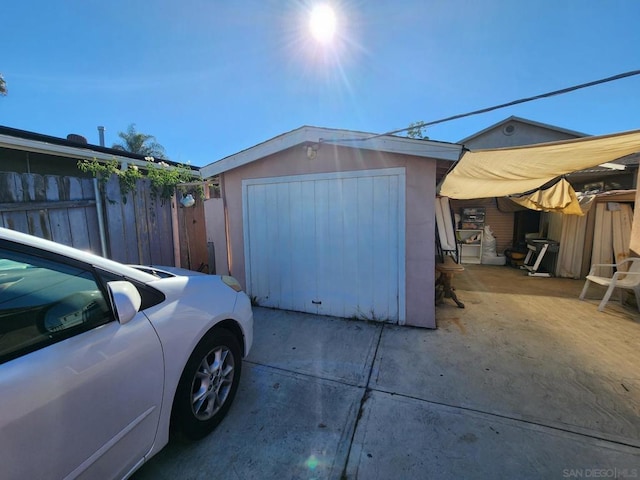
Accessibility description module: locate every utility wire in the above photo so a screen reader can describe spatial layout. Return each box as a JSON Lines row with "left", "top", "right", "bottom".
{"left": 323, "top": 69, "right": 640, "bottom": 142}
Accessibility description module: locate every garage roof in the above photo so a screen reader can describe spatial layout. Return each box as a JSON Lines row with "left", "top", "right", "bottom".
{"left": 200, "top": 126, "right": 463, "bottom": 179}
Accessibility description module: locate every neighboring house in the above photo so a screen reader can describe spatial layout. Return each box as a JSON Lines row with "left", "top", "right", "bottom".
{"left": 458, "top": 116, "right": 587, "bottom": 149}
{"left": 200, "top": 126, "right": 462, "bottom": 329}
{"left": 0, "top": 125, "right": 192, "bottom": 177}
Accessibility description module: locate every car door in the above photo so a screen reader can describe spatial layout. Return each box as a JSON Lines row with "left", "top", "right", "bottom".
{"left": 0, "top": 244, "right": 164, "bottom": 480}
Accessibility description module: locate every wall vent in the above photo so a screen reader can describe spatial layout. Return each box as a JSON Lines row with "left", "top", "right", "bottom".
{"left": 502, "top": 124, "right": 516, "bottom": 136}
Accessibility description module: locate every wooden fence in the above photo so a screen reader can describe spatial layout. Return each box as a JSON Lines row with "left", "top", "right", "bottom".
{"left": 0, "top": 171, "right": 179, "bottom": 266}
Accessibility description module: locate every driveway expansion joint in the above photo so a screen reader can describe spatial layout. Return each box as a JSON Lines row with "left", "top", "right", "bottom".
{"left": 339, "top": 323, "right": 386, "bottom": 479}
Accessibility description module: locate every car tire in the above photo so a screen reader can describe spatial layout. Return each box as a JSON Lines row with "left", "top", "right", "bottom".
{"left": 171, "top": 328, "right": 242, "bottom": 441}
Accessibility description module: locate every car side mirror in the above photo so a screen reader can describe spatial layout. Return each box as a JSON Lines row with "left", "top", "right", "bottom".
{"left": 107, "top": 281, "right": 142, "bottom": 325}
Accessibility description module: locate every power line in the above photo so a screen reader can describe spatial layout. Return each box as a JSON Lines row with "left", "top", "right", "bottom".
{"left": 324, "top": 69, "right": 640, "bottom": 143}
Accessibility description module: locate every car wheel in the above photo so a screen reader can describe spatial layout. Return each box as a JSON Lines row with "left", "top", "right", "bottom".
{"left": 171, "top": 328, "right": 242, "bottom": 441}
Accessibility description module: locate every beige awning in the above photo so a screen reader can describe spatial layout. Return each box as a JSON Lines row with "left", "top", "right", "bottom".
{"left": 509, "top": 178, "right": 584, "bottom": 215}
{"left": 439, "top": 129, "right": 640, "bottom": 214}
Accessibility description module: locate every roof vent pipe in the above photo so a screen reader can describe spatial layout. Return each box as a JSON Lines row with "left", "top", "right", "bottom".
{"left": 97, "top": 126, "right": 105, "bottom": 147}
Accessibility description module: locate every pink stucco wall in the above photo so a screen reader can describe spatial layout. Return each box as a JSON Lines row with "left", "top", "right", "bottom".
{"left": 218, "top": 143, "right": 438, "bottom": 328}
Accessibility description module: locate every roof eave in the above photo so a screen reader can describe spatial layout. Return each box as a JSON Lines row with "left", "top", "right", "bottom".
{"left": 201, "top": 126, "right": 463, "bottom": 178}
{"left": 0, "top": 133, "right": 201, "bottom": 176}
{"left": 458, "top": 116, "right": 589, "bottom": 144}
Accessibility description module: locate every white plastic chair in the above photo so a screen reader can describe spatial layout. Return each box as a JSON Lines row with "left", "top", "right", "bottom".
{"left": 579, "top": 258, "right": 640, "bottom": 312}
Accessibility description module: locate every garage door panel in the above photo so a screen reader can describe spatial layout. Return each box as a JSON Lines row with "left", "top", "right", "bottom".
{"left": 316, "top": 179, "right": 343, "bottom": 316}
{"left": 300, "top": 182, "right": 318, "bottom": 313}
{"left": 265, "top": 184, "right": 282, "bottom": 307}
{"left": 274, "top": 182, "right": 292, "bottom": 309}
{"left": 282, "top": 182, "right": 300, "bottom": 311}
{"left": 282, "top": 183, "right": 315, "bottom": 311}
{"left": 244, "top": 169, "right": 405, "bottom": 322}
{"left": 372, "top": 175, "right": 398, "bottom": 321}
{"left": 338, "top": 178, "right": 360, "bottom": 317}
{"left": 322, "top": 178, "right": 355, "bottom": 318}
{"left": 355, "top": 177, "right": 376, "bottom": 317}
{"left": 315, "top": 178, "right": 331, "bottom": 292}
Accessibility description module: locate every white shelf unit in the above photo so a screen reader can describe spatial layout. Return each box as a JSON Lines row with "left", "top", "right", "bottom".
{"left": 456, "top": 229, "right": 483, "bottom": 264}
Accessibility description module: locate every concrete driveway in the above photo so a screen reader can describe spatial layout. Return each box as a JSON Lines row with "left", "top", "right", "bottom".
{"left": 134, "top": 266, "right": 640, "bottom": 479}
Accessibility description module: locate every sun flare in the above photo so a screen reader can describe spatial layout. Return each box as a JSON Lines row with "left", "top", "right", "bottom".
{"left": 309, "top": 4, "right": 337, "bottom": 43}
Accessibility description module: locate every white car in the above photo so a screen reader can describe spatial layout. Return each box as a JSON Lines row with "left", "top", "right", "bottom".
{"left": 0, "top": 227, "right": 253, "bottom": 480}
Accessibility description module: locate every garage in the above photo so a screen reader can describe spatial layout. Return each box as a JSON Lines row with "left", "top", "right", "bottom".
{"left": 243, "top": 168, "right": 405, "bottom": 321}
{"left": 200, "top": 126, "right": 462, "bottom": 328}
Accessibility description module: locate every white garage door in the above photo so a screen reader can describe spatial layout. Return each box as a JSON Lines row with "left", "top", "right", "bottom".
{"left": 243, "top": 168, "right": 405, "bottom": 323}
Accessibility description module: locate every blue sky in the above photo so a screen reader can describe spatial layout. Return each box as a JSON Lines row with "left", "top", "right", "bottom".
{"left": 2, "top": 0, "right": 639, "bottom": 167}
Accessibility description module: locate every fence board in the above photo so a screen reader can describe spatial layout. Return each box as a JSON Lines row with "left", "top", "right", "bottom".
{"left": 133, "top": 182, "right": 151, "bottom": 264}
{"left": 147, "top": 196, "right": 162, "bottom": 264}
{"left": 67, "top": 177, "right": 91, "bottom": 251}
{"left": 156, "top": 198, "right": 175, "bottom": 265}
{"left": 23, "top": 173, "right": 48, "bottom": 238}
{"left": 104, "top": 177, "right": 126, "bottom": 262}
{"left": 121, "top": 189, "right": 139, "bottom": 264}
{"left": 26, "top": 210, "right": 48, "bottom": 239}
{"left": 1, "top": 173, "right": 27, "bottom": 231}
{"left": 164, "top": 200, "right": 176, "bottom": 265}
{"left": 0, "top": 174, "right": 18, "bottom": 202}
{"left": 11, "top": 172, "right": 23, "bottom": 201}
{"left": 23, "top": 173, "right": 45, "bottom": 238}
{"left": 81, "top": 179, "right": 101, "bottom": 254}
{"left": 23, "top": 174, "right": 36, "bottom": 201}
{"left": 2, "top": 213, "right": 29, "bottom": 232}
{"left": 45, "top": 176, "right": 73, "bottom": 245}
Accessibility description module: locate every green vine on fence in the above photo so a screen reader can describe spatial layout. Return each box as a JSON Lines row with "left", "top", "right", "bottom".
{"left": 77, "top": 157, "right": 199, "bottom": 203}
{"left": 145, "top": 159, "right": 199, "bottom": 200}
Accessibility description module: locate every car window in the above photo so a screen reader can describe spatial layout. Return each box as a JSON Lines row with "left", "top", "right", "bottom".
{"left": 0, "top": 248, "right": 114, "bottom": 364}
